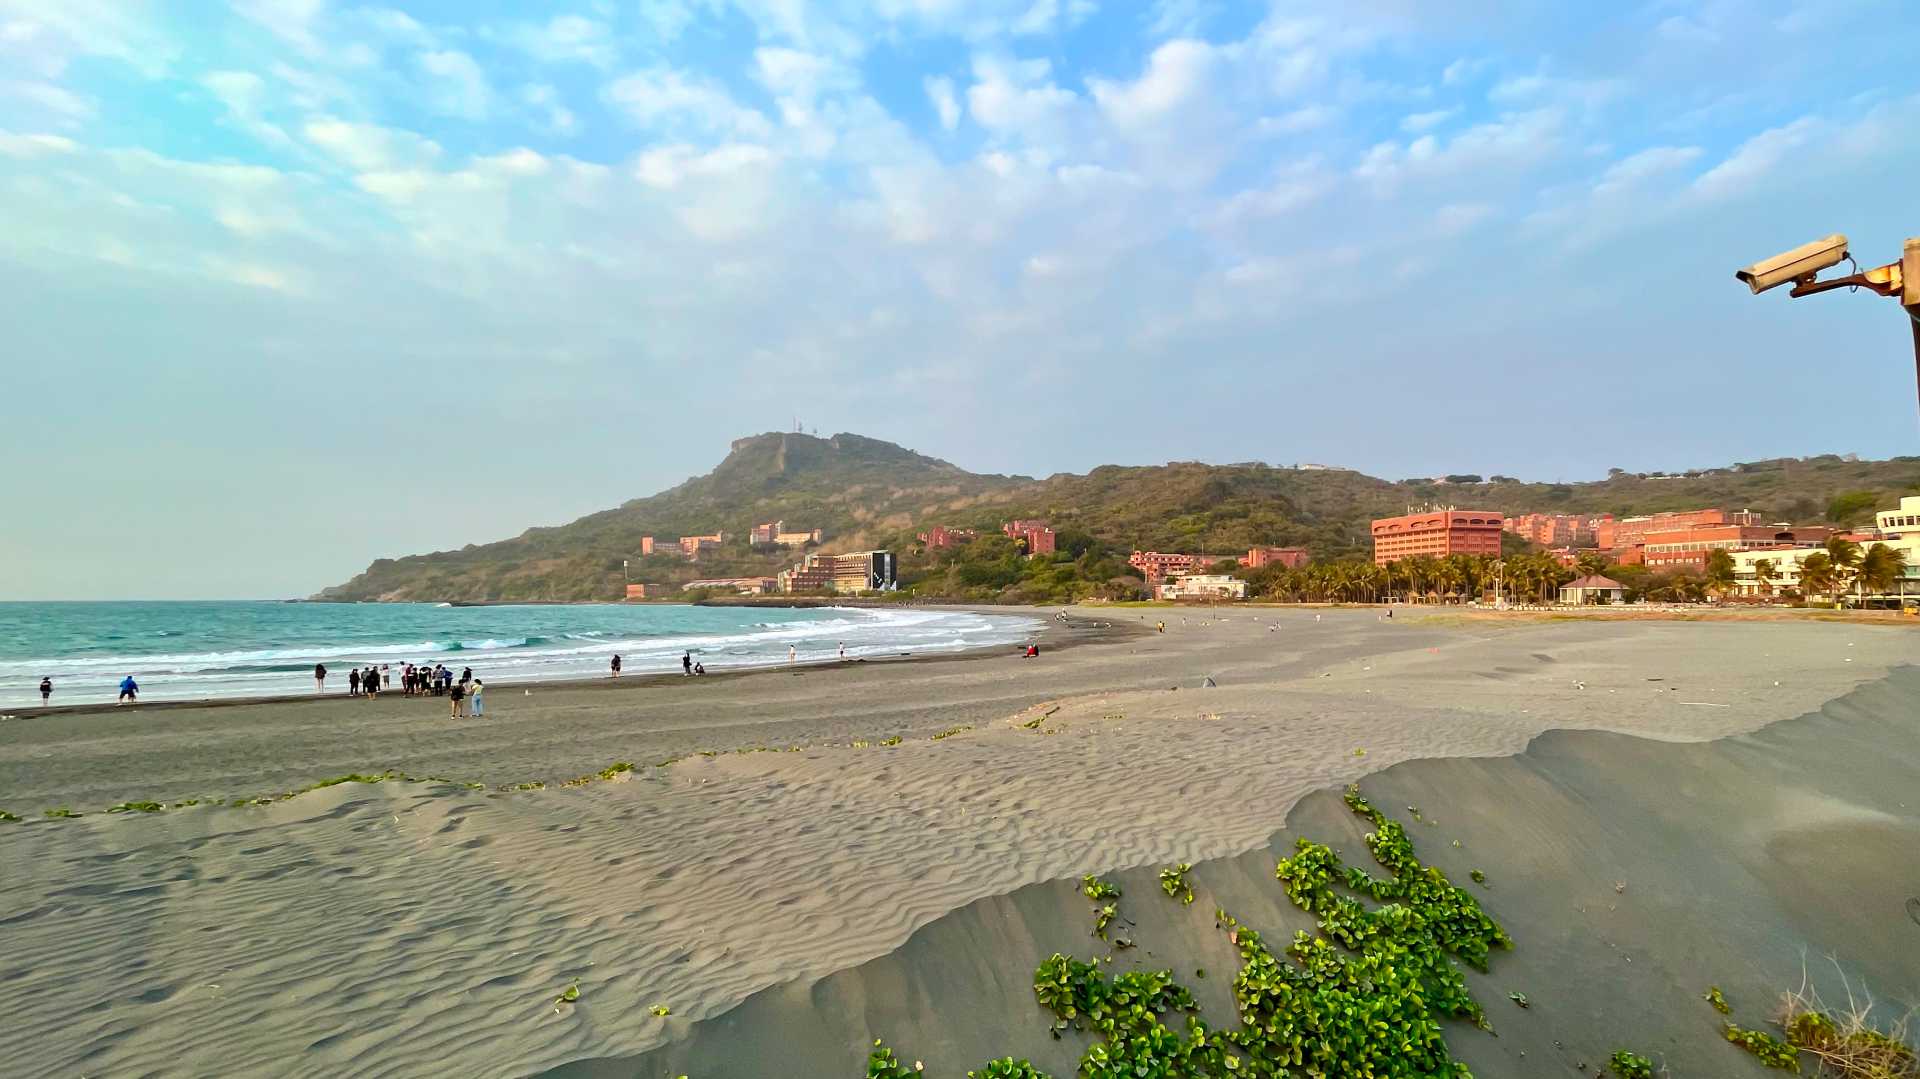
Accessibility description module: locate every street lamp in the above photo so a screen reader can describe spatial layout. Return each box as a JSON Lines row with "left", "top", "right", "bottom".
{"left": 1735, "top": 234, "right": 1920, "bottom": 413}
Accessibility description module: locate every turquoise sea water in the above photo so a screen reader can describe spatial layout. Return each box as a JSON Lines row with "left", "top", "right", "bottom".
{"left": 0, "top": 602, "right": 1036, "bottom": 708}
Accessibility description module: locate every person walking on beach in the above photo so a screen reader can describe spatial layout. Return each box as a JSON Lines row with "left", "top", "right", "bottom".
{"left": 39, "top": 677, "right": 52, "bottom": 706}
{"left": 117, "top": 675, "right": 139, "bottom": 704}
{"left": 348, "top": 668, "right": 361, "bottom": 697}
{"left": 610, "top": 654, "right": 622, "bottom": 678}
{"left": 363, "top": 666, "right": 379, "bottom": 699}
{"left": 788, "top": 644, "right": 797, "bottom": 665}
{"left": 837, "top": 642, "right": 846, "bottom": 661}
{"left": 448, "top": 677, "right": 466, "bottom": 719}
{"left": 468, "top": 678, "right": 484, "bottom": 717}
{"left": 682, "top": 651, "right": 693, "bottom": 676}
{"left": 315, "top": 663, "right": 327, "bottom": 693}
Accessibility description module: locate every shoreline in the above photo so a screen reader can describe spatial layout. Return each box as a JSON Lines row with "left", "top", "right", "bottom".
{"left": 6, "top": 605, "right": 1101, "bottom": 719}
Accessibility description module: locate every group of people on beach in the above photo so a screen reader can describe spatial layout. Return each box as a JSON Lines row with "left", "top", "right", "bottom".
{"left": 312, "top": 662, "right": 484, "bottom": 717}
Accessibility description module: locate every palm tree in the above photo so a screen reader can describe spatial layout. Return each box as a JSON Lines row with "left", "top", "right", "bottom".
{"left": 1751, "top": 558, "right": 1777, "bottom": 598}
{"left": 1574, "top": 550, "right": 1609, "bottom": 580}
{"left": 1857, "top": 542, "right": 1908, "bottom": 604}
{"left": 1797, "top": 552, "right": 1835, "bottom": 604}
{"left": 1823, "top": 535, "right": 1861, "bottom": 604}
{"left": 1703, "top": 548, "right": 1736, "bottom": 599}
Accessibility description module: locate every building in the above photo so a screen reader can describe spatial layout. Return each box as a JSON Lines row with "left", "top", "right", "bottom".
{"left": 1002, "top": 519, "right": 1057, "bottom": 557}
{"left": 1504, "top": 513, "right": 1608, "bottom": 548}
{"left": 779, "top": 550, "right": 896, "bottom": 593}
{"left": 1558, "top": 575, "right": 1625, "bottom": 605}
{"left": 1595, "top": 509, "right": 1758, "bottom": 550}
{"left": 677, "top": 532, "right": 725, "bottom": 559}
{"left": 1241, "top": 546, "right": 1310, "bottom": 570}
{"left": 1638, "top": 524, "right": 1832, "bottom": 574}
{"left": 1128, "top": 551, "right": 1203, "bottom": 584}
{"left": 1158, "top": 574, "right": 1248, "bottom": 600}
{"left": 685, "top": 577, "right": 777, "bottom": 596}
{"left": 639, "top": 536, "right": 655, "bottom": 556}
{"left": 624, "top": 583, "right": 653, "bottom": 600}
{"left": 1876, "top": 495, "right": 1920, "bottom": 537}
{"left": 750, "top": 521, "right": 823, "bottom": 547}
{"left": 917, "top": 526, "right": 977, "bottom": 549}
{"left": 1369, "top": 509, "right": 1504, "bottom": 566}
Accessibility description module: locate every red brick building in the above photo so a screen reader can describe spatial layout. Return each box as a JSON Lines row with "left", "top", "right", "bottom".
{"left": 639, "top": 536, "right": 654, "bottom": 556}
{"left": 624, "top": 583, "right": 653, "bottom": 600}
{"left": 917, "top": 526, "right": 978, "bottom": 549}
{"left": 1002, "top": 519, "right": 1057, "bottom": 556}
{"left": 1595, "top": 509, "right": 1758, "bottom": 550}
{"left": 1504, "top": 513, "right": 1608, "bottom": 548}
{"left": 1241, "top": 546, "right": 1310, "bottom": 569}
{"left": 676, "top": 533, "right": 725, "bottom": 559}
{"left": 1370, "top": 509, "right": 1504, "bottom": 566}
{"left": 1129, "top": 551, "right": 1203, "bottom": 583}
{"left": 1638, "top": 524, "right": 1832, "bottom": 573}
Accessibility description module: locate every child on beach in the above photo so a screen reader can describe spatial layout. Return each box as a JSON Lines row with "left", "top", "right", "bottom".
{"left": 117, "top": 675, "right": 138, "bottom": 704}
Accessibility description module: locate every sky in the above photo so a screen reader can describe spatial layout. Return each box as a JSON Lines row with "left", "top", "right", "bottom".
{"left": 2, "top": 1, "right": 1918, "bottom": 599}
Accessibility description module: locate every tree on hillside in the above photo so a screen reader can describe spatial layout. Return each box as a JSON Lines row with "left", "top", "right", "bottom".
{"left": 1703, "top": 549, "right": 1736, "bottom": 598}
{"left": 1825, "top": 490, "right": 1880, "bottom": 524}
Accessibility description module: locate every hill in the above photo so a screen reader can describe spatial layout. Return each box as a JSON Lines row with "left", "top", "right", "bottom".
{"left": 317, "top": 435, "right": 1920, "bottom": 602}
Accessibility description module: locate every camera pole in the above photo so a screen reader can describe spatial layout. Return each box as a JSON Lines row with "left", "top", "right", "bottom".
{"left": 1761, "top": 236, "right": 1919, "bottom": 417}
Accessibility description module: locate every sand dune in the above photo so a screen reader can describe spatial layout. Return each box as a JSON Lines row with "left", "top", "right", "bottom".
{"left": 0, "top": 609, "right": 1911, "bottom": 1077}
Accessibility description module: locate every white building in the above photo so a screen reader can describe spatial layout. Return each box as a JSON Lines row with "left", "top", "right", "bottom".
{"left": 1876, "top": 495, "right": 1920, "bottom": 537}
{"left": 1157, "top": 574, "right": 1247, "bottom": 600}
{"left": 1730, "top": 530, "right": 1920, "bottom": 603}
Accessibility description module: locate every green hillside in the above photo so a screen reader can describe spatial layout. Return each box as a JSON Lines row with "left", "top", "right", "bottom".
{"left": 317, "top": 434, "right": 1920, "bottom": 603}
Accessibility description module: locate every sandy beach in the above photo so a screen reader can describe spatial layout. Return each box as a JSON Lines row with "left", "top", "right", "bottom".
{"left": 0, "top": 607, "right": 1913, "bottom": 1077}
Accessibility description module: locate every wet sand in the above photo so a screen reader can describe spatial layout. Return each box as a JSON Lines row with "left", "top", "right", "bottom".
{"left": 0, "top": 609, "right": 1912, "bottom": 1077}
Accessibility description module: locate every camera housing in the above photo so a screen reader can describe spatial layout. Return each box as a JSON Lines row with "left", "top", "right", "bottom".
{"left": 1735, "top": 234, "right": 1850, "bottom": 294}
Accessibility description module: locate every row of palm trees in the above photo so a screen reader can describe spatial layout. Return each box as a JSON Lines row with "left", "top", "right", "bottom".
{"left": 1249, "top": 536, "right": 1908, "bottom": 606}
{"left": 1759, "top": 535, "right": 1911, "bottom": 605}
{"left": 1255, "top": 552, "right": 1579, "bottom": 605}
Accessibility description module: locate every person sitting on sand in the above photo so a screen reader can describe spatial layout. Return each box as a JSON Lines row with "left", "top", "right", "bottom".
{"left": 348, "top": 668, "right": 360, "bottom": 697}
{"left": 468, "top": 678, "right": 484, "bottom": 716}
{"left": 314, "top": 663, "right": 327, "bottom": 693}
{"left": 117, "top": 675, "right": 138, "bottom": 704}
{"left": 693, "top": 662, "right": 706, "bottom": 676}
{"left": 610, "top": 654, "right": 622, "bottom": 678}
{"left": 448, "top": 677, "right": 466, "bottom": 719}
{"left": 39, "top": 677, "right": 52, "bottom": 705}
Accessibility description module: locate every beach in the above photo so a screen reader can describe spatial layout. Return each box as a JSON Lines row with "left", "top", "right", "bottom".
{"left": 0, "top": 607, "right": 1913, "bottom": 1077}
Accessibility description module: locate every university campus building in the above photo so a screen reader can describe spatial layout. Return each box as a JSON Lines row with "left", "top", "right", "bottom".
{"left": 1369, "top": 509, "right": 1504, "bottom": 566}
{"left": 1002, "top": 520, "right": 1057, "bottom": 556}
{"left": 1240, "top": 546, "right": 1309, "bottom": 569}
{"left": 778, "top": 550, "right": 896, "bottom": 594}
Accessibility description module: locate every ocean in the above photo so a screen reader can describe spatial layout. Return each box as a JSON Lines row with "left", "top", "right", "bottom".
{"left": 0, "top": 602, "right": 1039, "bottom": 709}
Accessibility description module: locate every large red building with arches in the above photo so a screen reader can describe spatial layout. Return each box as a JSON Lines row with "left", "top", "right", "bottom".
{"left": 1371, "top": 509, "right": 1505, "bottom": 565}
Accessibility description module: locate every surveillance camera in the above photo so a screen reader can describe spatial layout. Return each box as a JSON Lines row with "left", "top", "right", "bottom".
{"left": 1735, "top": 234, "right": 1849, "bottom": 294}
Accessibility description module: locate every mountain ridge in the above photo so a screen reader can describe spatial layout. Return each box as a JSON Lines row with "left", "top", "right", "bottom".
{"left": 316, "top": 433, "right": 1920, "bottom": 602}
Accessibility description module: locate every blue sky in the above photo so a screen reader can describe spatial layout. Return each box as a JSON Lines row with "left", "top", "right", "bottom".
{"left": 3, "top": 0, "right": 1918, "bottom": 599}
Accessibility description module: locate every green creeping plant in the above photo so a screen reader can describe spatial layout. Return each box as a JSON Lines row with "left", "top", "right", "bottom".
{"left": 1723, "top": 1023, "right": 1798, "bottom": 1069}
{"left": 1081, "top": 875, "right": 1121, "bottom": 901}
{"left": 1704, "top": 985, "right": 1731, "bottom": 1014}
{"left": 866, "top": 787, "right": 1512, "bottom": 1079}
{"left": 1158, "top": 863, "right": 1195, "bottom": 905}
{"left": 1607, "top": 1049, "right": 1655, "bottom": 1079}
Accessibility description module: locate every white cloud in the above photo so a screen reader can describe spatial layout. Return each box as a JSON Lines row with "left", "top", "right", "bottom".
{"left": 232, "top": 0, "right": 325, "bottom": 54}
{"left": 633, "top": 143, "right": 775, "bottom": 189}
{"left": 419, "top": 50, "right": 493, "bottom": 120}
{"left": 1089, "top": 39, "right": 1215, "bottom": 128}
{"left": 924, "top": 76, "right": 961, "bottom": 131}
{"left": 302, "top": 118, "right": 443, "bottom": 172}
{"left": 965, "top": 55, "right": 1076, "bottom": 142}
{"left": 1691, "top": 118, "right": 1817, "bottom": 201}
{"left": 487, "top": 15, "right": 616, "bottom": 68}
{"left": 0, "top": 130, "right": 78, "bottom": 158}
{"left": 1257, "top": 105, "right": 1335, "bottom": 135}
{"left": 1400, "top": 108, "right": 1456, "bottom": 134}
{"left": 0, "top": 79, "right": 93, "bottom": 125}
{"left": 523, "top": 84, "right": 580, "bottom": 136}
{"left": 605, "top": 68, "right": 772, "bottom": 139}
{"left": 1593, "top": 145, "right": 1702, "bottom": 195}
{"left": 201, "top": 70, "right": 292, "bottom": 147}
{"left": 1432, "top": 202, "right": 1493, "bottom": 235}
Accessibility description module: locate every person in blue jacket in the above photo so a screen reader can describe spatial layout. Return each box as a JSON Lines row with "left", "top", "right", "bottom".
{"left": 117, "top": 675, "right": 139, "bottom": 704}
